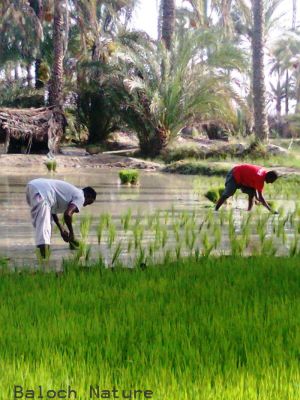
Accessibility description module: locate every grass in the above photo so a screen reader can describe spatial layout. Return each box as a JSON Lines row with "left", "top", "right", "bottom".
{"left": 0, "top": 257, "right": 299, "bottom": 399}
{"left": 161, "top": 138, "right": 300, "bottom": 175}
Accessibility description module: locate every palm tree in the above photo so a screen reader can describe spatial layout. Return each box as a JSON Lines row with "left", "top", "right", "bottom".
{"left": 161, "top": 0, "right": 175, "bottom": 50}
{"left": 251, "top": 0, "right": 269, "bottom": 141}
{"left": 108, "top": 30, "right": 247, "bottom": 156}
{"left": 70, "top": 0, "right": 139, "bottom": 143}
{"left": 48, "top": 0, "right": 67, "bottom": 107}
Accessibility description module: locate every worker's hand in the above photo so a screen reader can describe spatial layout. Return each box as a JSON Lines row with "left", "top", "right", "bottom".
{"left": 61, "top": 230, "right": 70, "bottom": 242}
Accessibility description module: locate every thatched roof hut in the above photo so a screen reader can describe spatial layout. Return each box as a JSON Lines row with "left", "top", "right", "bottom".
{"left": 0, "top": 107, "right": 66, "bottom": 154}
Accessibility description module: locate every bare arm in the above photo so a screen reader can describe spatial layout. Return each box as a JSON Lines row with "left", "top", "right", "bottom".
{"left": 52, "top": 213, "right": 70, "bottom": 242}
{"left": 52, "top": 214, "right": 63, "bottom": 232}
{"left": 257, "top": 191, "right": 272, "bottom": 212}
{"left": 64, "top": 203, "right": 79, "bottom": 241}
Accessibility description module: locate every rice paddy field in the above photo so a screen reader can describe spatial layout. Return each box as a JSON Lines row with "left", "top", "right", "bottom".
{"left": 0, "top": 258, "right": 299, "bottom": 399}
{"left": 1, "top": 168, "right": 300, "bottom": 399}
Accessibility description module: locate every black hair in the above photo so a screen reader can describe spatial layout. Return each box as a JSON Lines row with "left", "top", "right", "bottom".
{"left": 266, "top": 170, "right": 278, "bottom": 182}
{"left": 83, "top": 186, "right": 97, "bottom": 200}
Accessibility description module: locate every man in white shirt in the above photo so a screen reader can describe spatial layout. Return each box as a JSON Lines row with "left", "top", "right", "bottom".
{"left": 26, "top": 178, "right": 97, "bottom": 258}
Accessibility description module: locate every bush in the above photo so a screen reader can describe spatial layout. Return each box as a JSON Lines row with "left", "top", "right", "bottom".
{"left": 163, "top": 160, "right": 228, "bottom": 176}
{"left": 161, "top": 144, "right": 207, "bottom": 163}
{"left": 119, "top": 169, "right": 139, "bottom": 185}
{"left": 204, "top": 187, "right": 225, "bottom": 203}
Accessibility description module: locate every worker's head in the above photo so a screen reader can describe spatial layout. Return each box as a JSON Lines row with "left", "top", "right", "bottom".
{"left": 83, "top": 186, "right": 97, "bottom": 206}
{"left": 265, "top": 170, "right": 278, "bottom": 184}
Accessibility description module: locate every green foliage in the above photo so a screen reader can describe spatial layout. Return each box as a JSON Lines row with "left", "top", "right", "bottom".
{"left": 104, "top": 29, "right": 247, "bottom": 156}
{"left": 0, "top": 85, "right": 44, "bottom": 108}
{"left": 119, "top": 169, "right": 139, "bottom": 185}
{"left": 163, "top": 160, "right": 228, "bottom": 176}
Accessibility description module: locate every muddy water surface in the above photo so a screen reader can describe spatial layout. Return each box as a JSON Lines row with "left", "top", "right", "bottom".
{"left": 0, "top": 169, "right": 203, "bottom": 267}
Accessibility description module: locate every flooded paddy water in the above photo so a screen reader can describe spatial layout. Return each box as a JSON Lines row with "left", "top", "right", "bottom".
{"left": 0, "top": 167, "right": 299, "bottom": 269}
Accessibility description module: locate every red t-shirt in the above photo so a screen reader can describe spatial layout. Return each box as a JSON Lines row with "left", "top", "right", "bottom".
{"left": 233, "top": 164, "right": 267, "bottom": 192}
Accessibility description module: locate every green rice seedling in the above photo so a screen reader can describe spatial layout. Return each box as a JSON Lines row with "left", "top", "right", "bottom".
{"left": 213, "top": 225, "right": 222, "bottom": 249}
{"left": 194, "top": 247, "right": 200, "bottom": 261}
{"left": 79, "top": 214, "right": 91, "bottom": 241}
{"left": 119, "top": 169, "right": 139, "bottom": 185}
{"left": 204, "top": 186, "right": 224, "bottom": 204}
{"left": 201, "top": 232, "right": 214, "bottom": 257}
{"left": 219, "top": 208, "right": 225, "bottom": 226}
{"left": 206, "top": 209, "right": 214, "bottom": 229}
{"left": 289, "top": 234, "right": 299, "bottom": 257}
{"left": 289, "top": 210, "right": 296, "bottom": 227}
{"left": 198, "top": 220, "right": 205, "bottom": 233}
{"left": 154, "top": 223, "right": 162, "bottom": 250}
{"left": 163, "top": 249, "right": 171, "bottom": 265}
{"left": 97, "top": 252, "right": 105, "bottom": 268}
{"left": 260, "top": 237, "right": 277, "bottom": 256}
{"left": 135, "top": 245, "right": 146, "bottom": 267}
{"left": 190, "top": 230, "right": 197, "bottom": 251}
{"left": 72, "top": 241, "right": 91, "bottom": 264}
{"left": 148, "top": 242, "right": 155, "bottom": 258}
{"left": 111, "top": 242, "right": 122, "bottom": 266}
{"left": 121, "top": 209, "right": 132, "bottom": 232}
{"left": 134, "top": 210, "right": 142, "bottom": 227}
{"left": 184, "top": 226, "right": 191, "bottom": 250}
{"left": 0, "top": 256, "right": 9, "bottom": 271}
{"left": 180, "top": 211, "right": 190, "bottom": 227}
{"left": 35, "top": 247, "right": 51, "bottom": 270}
{"left": 175, "top": 244, "right": 182, "bottom": 260}
{"left": 164, "top": 211, "right": 169, "bottom": 225}
{"left": 127, "top": 238, "right": 133, "bottom": 253}
{"left": 278, "top": 205, "right": 285, "bottom": 217}
{"left": 229, "top": 234, "right": 245, "bottom": 257}
{"left": 96, "top": 216, "right": 106, "bottom": 245}
{"left": 147, "top": 213, "right": 155, "bottom": 230}
{"left": 44, "top": 159, "right": 57, "bottom": 172}
{"left": 108, "top": 223, "right": 116, "bottom": 249}
{"left": 161, "top": 227, "right": 168, "bottom": 249}
{"left": 133, "top": 225, "right": 144, "bottom": 250}
{"left": 295, "top": 202, "right": 300, "bottom": 217}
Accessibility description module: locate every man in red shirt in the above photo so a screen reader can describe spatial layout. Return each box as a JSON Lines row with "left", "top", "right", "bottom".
{"left": 215, "top": 164, "right": 278, "bottom": 212}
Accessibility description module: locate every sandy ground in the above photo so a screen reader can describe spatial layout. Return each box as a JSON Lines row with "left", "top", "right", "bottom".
{"left": 0, "top": 148, "right": 162, "bottom": 173}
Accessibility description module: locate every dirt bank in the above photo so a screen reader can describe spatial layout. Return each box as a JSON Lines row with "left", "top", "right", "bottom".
{"left": 0, "top": 150, "right": 162, "bottom": 173}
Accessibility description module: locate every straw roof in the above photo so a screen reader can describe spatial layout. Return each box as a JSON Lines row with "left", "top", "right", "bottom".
{"left": 0, "top": 107, "right": 66, "bottom": 153}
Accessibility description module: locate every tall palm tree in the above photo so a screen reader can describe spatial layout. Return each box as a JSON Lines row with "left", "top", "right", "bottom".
{"left": 48, "top": 0, "right": 67, "bottom": 107}
{"left": 109, "top": 30, "right": 247, "bottom": 156}
{"left": 161, "top": 0, "right": 175, "bottom": 50}
{"left": 251, "top": 0, "right": 269, "bottom": 141}
{"left": 28, "top": 0, "right": 44, "bottom": 88}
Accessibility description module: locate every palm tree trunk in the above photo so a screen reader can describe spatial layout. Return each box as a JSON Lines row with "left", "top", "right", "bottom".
{"left": 292, "top": 0, "right": 297, "bottom": 30}
{"left": 161, "top": 0, "right": 175, "bottom": 50}
{"left": 285, "top": 70, "right": 289, "bottom": 115}
{"left": 48, "top": 0, "right": 66, "bottom": 107}
{"left": 29, "top": 0, "right": 44, "bottom": 88}
{"left": 251, "top": 0, "right": 269, "bottom": 142}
